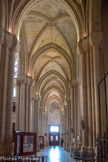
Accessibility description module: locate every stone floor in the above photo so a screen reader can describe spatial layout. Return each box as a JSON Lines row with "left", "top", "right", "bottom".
{"left": 37, "top": 146, "right": 76, "bottom": 162}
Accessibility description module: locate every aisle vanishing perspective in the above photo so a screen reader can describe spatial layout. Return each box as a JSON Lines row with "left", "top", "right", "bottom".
{"left": 37, "top": 146, "right": 76, "bottom": 162}
{"left": 0, "top": 1, "right": 108, "bottom": 161}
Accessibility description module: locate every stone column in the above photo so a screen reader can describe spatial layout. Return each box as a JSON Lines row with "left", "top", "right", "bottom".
{"left": 69, "top": 83, "right": 74, "bottom": 157}
{"left": 0, "top": 30, "right": 20, "bottom": 155}
{"left": 71, "top": 86, "right": 74, "bottom": 144}
{"left": 75, "top": 81, "right": 80, "bottom": 147}
{"left": 16, "top": 78, "right": 25, "bottom": 131}
{"left": 31, "top": 97, "right": 34, "bottom": 132}
{"left": 16, "top": 76, "right": 33, "bottom": 132}
{"left": 64, "top": 105, "right": 66, "bottom": 134}
{"left": 89, "top": 32, "right": 103, "bottom": 140}
{"left": 36, "top": 95, "right": 40, "bottom": 134}
{"left": 73, "top": 80, "right": 78, "bottom": 146}
{"left": 77, "top": 39, "right": 88, "bottom": 152}
{"left": 86, "top": 49, "right": 93, "bottom": 150}
{"left": 32, "top": 95, "right": 36, "bottom": 132}
{"left": 72, "top": 81, "right": 76, "bottom": 141}
{"left": 30, "top": 94, "right": 36, "bottom": 132}
{"left": 77, "top": 34, "right": 103, "bottom": 151}
{"left": 66, "top": 104, "right": 68, "bottom": 137}
{"left": 39, "top": 106, "right": 42, "bottom": 136}
{"left": 67, "top": 96, "right": 71, "bottom": 150}
{"left": 78, "top": 38, "right": 94, "bottom": 151}
{"left": 35, "top": 95, "right": 40, "bottom": 151}
{"left": 64, "top": 104, "right": 68, "bottom": 150}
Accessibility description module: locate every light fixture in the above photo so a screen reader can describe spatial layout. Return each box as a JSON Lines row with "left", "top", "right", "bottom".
{"left": 36, "top": 92, "right": 38, "bottom": 95}
{"left": 27, "top": 72, "right": 30, "bottom": 76}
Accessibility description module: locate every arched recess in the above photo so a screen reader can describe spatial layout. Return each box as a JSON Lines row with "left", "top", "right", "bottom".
{"left": 30, "top": 43, "right": 72, "bottom": 80}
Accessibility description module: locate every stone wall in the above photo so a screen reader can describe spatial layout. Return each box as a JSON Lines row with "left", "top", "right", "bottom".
{"left": 48, "top": 108, "right": 60, "bottom": 125}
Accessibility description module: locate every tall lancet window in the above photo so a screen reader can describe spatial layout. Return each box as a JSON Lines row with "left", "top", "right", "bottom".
{"left": 13, "top": 56, "right": 19, "bottom": 97}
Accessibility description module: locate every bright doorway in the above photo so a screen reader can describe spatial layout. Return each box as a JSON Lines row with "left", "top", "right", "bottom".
{"left": 49, "top": 125, "right": 60, "bottom": 146}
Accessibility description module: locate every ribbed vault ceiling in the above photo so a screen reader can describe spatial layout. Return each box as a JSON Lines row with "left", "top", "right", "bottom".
{"left": 20, "top": 0, "right": 77, "bottom": 112}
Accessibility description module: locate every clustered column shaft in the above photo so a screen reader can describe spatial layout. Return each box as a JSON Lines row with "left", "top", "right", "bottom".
{"left": 16, "top": 76, "right": 33, "bottom": 132}
{"left": 0, "top": 30, "right": 20, "bottom": 156}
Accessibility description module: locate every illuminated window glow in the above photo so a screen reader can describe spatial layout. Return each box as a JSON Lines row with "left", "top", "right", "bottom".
{"left": 50, "top": 126, "right": 59, "bottom": 132}
{"left": 56, "top": 136, "right": 58, "bottom": 141}
{"left": 13, "top": 57, "right": 19, "bottom": 97}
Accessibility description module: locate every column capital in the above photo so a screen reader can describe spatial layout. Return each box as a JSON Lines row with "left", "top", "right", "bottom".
{"left": 72, "top": 79, "right": 80, "bottom": 86}
{"left": 72, "top": 79, "right": 76, "bottom": 86}
{"left": 89, "top": 32, "right": 103, "bottom": 47}
{"left": 17, "top": 75, "right": 33, "bottom": 86}
{"left": 0, "top": 30, "right": 12, "bottom": 47}
{"left": 0, "top": 30, "right": 20, "bottom": 52}
{"left": 16, "top": 76, "right": 25, "bottom": 85}
{"left": 25, "top": 76, "right": 33, "bottom": 86}
{"left": 77, "top": 37, "right": 89, "bottom": 55}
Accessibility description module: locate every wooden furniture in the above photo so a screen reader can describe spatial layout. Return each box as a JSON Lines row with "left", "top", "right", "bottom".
{"left": 15, "top": 132, "right": 37, "bottom": 156}
{"left": 39, "top": 136, "right": 44, "bottom": 149}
